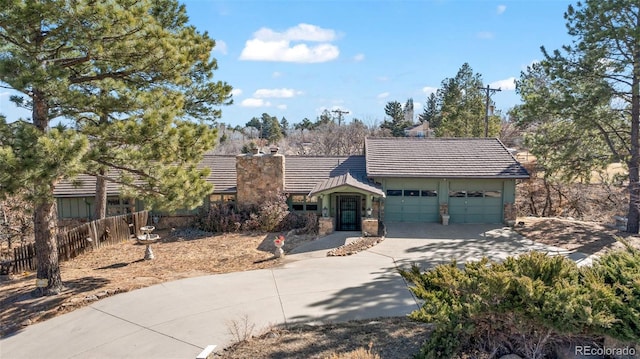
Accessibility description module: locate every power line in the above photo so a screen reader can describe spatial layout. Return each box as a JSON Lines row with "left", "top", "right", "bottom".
{"left": 331, "top": 109, "right": 350, "bottom": 126}
{"left": 478, "top": 85, "right": 501, "bottom": 137}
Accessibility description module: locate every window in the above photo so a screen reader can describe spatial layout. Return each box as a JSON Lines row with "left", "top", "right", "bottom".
{"left": 467, "top": 191, "right": 484, "bottom": 198}
{"left": 485, "top": 191, "right": 502, "bottom": 198}
{"left": 106, "top": 197, "right": 133, "bottom": 216}
{"left": 210, "top": 194, "right": 236, "bottom": 203}
{"left": 387, "top": 190, "right": 402, "bottom": 196}
{"left": 421, "top": 190, "right": 438, "bottom": 197}
{"left": 449, "top": 191, "right": 466, "bottom": 198}
{"left": 404, "top": 190, "right": 420, "bottom": 197}
{"left": 290, "top": 195, "right": 319, "bottom": 212}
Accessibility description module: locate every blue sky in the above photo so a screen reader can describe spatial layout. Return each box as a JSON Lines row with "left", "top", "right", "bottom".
{"left": 0, "top": 0, "right": 574, "bottom": 128}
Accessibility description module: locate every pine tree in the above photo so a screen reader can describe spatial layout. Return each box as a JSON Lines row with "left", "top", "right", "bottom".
{"left": 381, "top": 100, "right": 409, "bottom": 137}
{"left": 434, "top": 63, "right": 497, "bottom": 137}
{"left": 0, "top": 0, "right": 231, "bottom": 295}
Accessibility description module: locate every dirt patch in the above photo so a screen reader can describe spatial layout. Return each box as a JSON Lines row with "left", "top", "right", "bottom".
{"left": 514, "top": 216, "right": 640, "bottom": 255}
{"left": 215, "top": 317, "right": 432, "bottom": 359}
{"left": 0, "top": 228, "right": 315, "bottom": 337}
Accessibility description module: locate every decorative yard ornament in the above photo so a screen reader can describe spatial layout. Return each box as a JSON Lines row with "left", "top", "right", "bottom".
{"left": 274, "top": 235, "right": 285, "bottom": 258}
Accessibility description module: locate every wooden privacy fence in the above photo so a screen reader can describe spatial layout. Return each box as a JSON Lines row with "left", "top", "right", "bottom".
{"left": 11, "top": 210, "right": 148, "bottom": 273}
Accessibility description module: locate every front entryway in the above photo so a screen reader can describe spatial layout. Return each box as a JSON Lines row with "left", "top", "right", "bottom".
{"left": 337, "top": 195, "right": 361, "bottom": 231}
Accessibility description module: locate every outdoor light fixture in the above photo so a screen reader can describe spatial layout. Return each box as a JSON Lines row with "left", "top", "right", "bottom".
{"left": 366, "top": 208, "right": 372, "bottom": 218}
{"left": 322, "top": 207, "right": 328, "bottom": 217}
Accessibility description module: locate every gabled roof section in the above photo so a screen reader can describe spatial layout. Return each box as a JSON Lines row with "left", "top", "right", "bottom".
{"left": 365, "top": 137, "right": 529, "bottom": 179}
{"left": 284, "top": 156, "right": 366, "bottom": 193}
{"left": 309, "top": 172, "right": 384, "bottom": 197}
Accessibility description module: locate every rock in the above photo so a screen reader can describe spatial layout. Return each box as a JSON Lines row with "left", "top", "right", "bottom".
{"left": 84, "top": 295, "right": 98, "bottom": 302}
{"left": 499, "top": 355, "right": 522, "bottom": 359}
{"left": 95, "top": 291, "right": 108, "bottom": 299}
{"left": 21, "top": 319, "right": 32, "bottom": 326}
{"left": 265, "top": 331, "right": 279, "bottom": 339}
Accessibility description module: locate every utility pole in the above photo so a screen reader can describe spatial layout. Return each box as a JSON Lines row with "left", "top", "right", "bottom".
{"left": 478, "top": 85, "right": 501, "bottom": 137}
{"left": 331, "top": 109, "right": 349, "bottom": 126}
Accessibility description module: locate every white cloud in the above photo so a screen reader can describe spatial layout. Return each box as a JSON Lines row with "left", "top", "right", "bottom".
{"left": 489, "top": 77, "right": 517, "bottom": 91}
{"left": 477, "top": 31, "right": 494, "bottom": 40}
{"left": 414, "top": 102, "right": 423, "bottom": 111}
{"left": 240, "top": 23, "right": 340, "bottom": 63}
{"left": 377, "top": 76, "right": 390, "bottom": 82}
{"left": 0, "top": 92, "right": 9, "bottom": 98}
{"left": 377, "top": 92, "right": 390, "bottom": 99}
{"left": 497, "top": 5, "right": 506, "bottom": 15}
{"left": 231, "top": 88, "right": 243, "bottom": 97}
{"left": 272, "top": 71, "right": 283, "bottom": 78}
{"left": 254, "top": 23, "right": 337, "bottom": 42}
{"left": 254, "top": 88, "right": 302, "bottom": 98}
{"left": 214, "top": 40, "right": 228, "bottom": 55}
{"left": 276, "top": 104, "right": 287, "bottom": 110}
{"left": 353, "top": 53, "right": 365, "bottom": 62}
{"left": 422, "top": 86, "right": 438, "bottom": 96}
{"left": 241, "top": 98, "right": 271, "bottom": 107}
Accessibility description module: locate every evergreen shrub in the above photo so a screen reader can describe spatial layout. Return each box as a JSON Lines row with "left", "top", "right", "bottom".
{"left": 400, "top": 247, "right": 640, "bottom": 359}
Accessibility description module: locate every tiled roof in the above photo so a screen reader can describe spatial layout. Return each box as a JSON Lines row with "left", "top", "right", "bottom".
{"left": 53, "top": 153, "right": 238, "bottom": 197}
{"left": 309, "top": 172, "right": 384, "bottom": 197}
{"left": 365, "top": 137, "right": 529, "bottom": 179}
{"left": 284, "top": 156, "right": 366, "bottom": 193}
{"left": 53, "top": 174, "right": 122, "bottom": 197}
{"left": 201, "top": 155, "right": 237, "bottom": 193}
{"left": 53, "top": 154, "right": 364, "bottom": 197}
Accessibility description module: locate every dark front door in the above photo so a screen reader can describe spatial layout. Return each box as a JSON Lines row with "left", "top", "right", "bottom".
{"left": 337, "top": 196, "right": 360, "bottom": 231}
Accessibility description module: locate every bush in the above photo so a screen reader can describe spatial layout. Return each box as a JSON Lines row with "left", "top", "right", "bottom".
{"left": 196, "top": 202, "right": 246, "bottom": 233}
{"left": 196, "top": 192, "right": 318, "bottom": 234}
{"left": 278, "top": 212, "right": 319, "bottom": 234}
{"left": 400, "top": 251, "right": 635, "bottom": 359}
{"left": 241, "top": 192, "right": 289, "bottom": 232}
{"left": 582, "top": 242, "right": 640, "bottom": 342}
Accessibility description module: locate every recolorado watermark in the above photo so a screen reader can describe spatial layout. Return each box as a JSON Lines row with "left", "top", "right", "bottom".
{"left": 575, "top": 345, "right": 636, "bottom": 357}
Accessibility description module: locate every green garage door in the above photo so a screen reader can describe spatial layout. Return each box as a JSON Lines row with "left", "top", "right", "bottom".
{"left": 448, "top": 186, "right": 503, "bottom": 224}
{"left": 384, "top": 189, "right": 439, "bottom": 222}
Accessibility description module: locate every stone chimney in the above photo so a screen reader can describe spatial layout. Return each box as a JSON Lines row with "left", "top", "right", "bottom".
{"left": 236, "top": 152, "right": 285, "bottom": 205}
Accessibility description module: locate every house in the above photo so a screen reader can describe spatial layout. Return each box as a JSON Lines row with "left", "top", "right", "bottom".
{"left": 53, "top": 137, "right": 529, "bottom": 233}
{"left": 404, "top": 122, "right": 434, "bottom": 138}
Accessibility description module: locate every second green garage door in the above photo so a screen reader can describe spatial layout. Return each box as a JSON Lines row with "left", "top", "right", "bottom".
{"left": 448, "top": 181, "right": 503, "bottom": 223}
{"left": 384, "top": 189, "right": 439, "bottom": 222}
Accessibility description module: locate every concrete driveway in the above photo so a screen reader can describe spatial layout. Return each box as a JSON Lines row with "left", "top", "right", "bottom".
{"left": 0, "top": 223, "right": 579, "bottom": 359}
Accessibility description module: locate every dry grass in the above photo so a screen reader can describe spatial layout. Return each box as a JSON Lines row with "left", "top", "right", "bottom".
{"left": 214, "top": 317, "right": 431, "bottom": 359}
{"left": 514, "top": 216, "right": 640, "bottom": 255}
{"left": 0, "top": 229, "right": 315, "bottom": 337}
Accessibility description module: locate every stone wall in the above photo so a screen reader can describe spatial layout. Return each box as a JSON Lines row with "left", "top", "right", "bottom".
{"left": 504, "top": 202, "right": 517, "bottom": 225}
{"left": 318, "top": 217, "right": 335, "bottom": 236}
{"left": 361, "top": 219, "right": 379, "bottom": 237}
{"left": 236, "top": 153, "right": 285, "bottom": 205}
